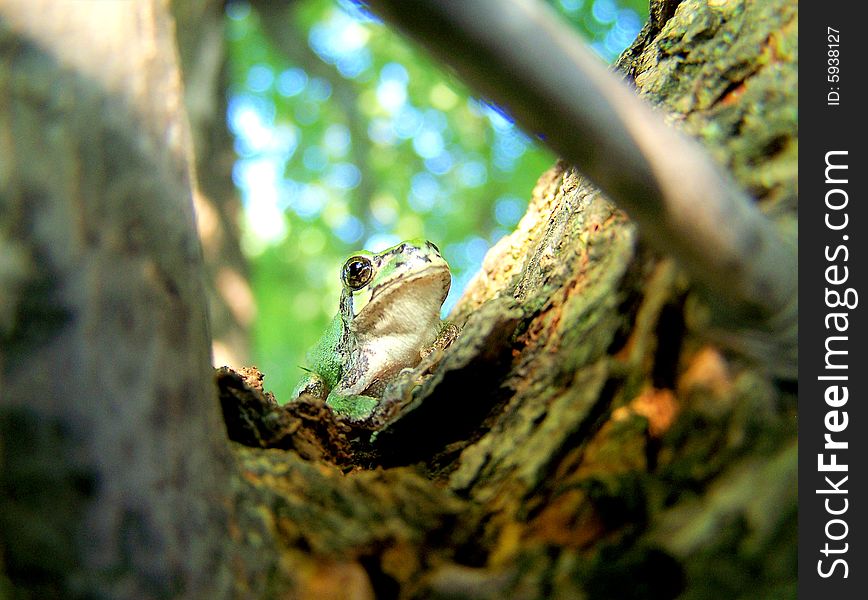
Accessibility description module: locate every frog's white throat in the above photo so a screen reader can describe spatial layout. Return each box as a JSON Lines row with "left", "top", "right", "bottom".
{"left": 342, "top": 267, "right": 449, "bottom": 396}
{"left": 351, "top": 267, "right": 448, "bottom": 340}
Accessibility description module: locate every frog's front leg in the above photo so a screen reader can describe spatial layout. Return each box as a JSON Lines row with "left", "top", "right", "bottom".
{"left": 421, "top": 321, "right": 461, "bottom": 358}
{"left": 293, "top": 372, "right": 329, "bottom": 402}
{"left": 295, "top": 373, "right": 378, "bottom": 421}
{"left": 325, "top": 391, "right": 379, "bottom": 422}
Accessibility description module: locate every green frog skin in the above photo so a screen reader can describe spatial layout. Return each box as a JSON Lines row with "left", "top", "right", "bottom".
{"left": 293, "top": 239, "right": 453, "bottom": 421}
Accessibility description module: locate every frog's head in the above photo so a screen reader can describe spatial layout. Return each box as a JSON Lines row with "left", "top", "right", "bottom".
{"left": 339, "top": 239, "right": 451, "bottom": 334}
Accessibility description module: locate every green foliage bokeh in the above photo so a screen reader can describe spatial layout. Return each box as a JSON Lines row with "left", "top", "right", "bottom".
{"left": 225, "top": 0, "right": 648, "bottom": 401}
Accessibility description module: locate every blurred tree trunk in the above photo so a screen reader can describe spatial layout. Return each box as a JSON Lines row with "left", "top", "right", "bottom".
{"left": 172, "top": 0, "right": 253, "bottom": 369}
{"left": 1, "top": 1, "right": 797, "bottom": 599}
{"left": 0, "top": 1, "right": 231, "bottom": 597}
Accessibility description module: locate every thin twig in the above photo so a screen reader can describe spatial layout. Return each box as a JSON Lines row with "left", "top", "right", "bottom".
{"left": 363, "top": 0, "right": 797, "bottom": 373}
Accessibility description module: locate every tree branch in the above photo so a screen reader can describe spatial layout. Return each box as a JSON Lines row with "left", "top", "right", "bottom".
{"left": 363, "top": 0, "right": 797, "bottom": 374}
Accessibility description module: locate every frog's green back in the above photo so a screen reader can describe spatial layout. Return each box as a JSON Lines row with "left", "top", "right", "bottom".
{"left": 305, "top": 314, "right": 343, "bottom": 389}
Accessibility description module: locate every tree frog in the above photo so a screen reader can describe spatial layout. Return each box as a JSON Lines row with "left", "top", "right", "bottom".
{"left": 293, "top": 239, "right": 456, "bottom": 421}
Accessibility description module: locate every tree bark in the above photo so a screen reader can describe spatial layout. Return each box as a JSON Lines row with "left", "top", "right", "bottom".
{"left": 0, "top": 1, "right": 230, "bottom": 597}
{"left": 1, "top": 0, "right": 797, "bottom": 598}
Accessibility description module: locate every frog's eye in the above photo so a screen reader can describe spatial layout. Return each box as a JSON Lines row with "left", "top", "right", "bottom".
{"left": 342, "top": 256, "right": 374, "bottom": 290}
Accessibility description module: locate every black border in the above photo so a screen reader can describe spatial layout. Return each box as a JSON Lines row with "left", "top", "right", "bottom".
{"left": 799, "top": 2, "right": 866, "bottom": 595}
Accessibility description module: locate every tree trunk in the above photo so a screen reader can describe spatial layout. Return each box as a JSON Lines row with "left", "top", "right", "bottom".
{"left": 172, "top": 0, "right": 253, "bottom": 369}
{"left": 0, "top": 2, "right": 230, "bottom": 597}
{"left": 1, "top": 1, "right": 797, "bottom": 599}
